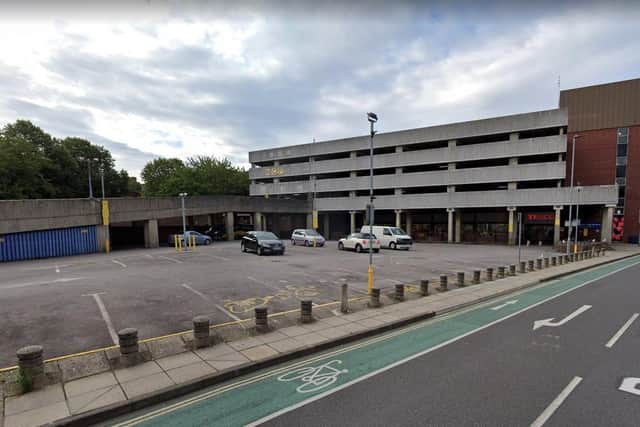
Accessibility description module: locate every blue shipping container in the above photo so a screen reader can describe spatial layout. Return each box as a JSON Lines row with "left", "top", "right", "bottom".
{"left": 0, "top": 226, "right": 98, "bottom": 262}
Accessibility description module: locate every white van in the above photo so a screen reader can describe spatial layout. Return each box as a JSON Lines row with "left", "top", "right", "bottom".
{"left": 359, "top": 225, "right": 413, "bottom": 250}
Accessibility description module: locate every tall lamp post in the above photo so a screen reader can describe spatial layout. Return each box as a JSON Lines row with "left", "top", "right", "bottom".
{"left": 179, "top": 193, "right": 188, "bottom": 236}
{"left": 78, "top": 156, "right": 94, "bottom": 199}
{"left": 367, "top": 112, "right": 378, "bottom": 294}
{"left": 574, "top": 186, "right": 583, "bottom": 253}
{"left": 566, "top": 134, "right": 581, "bottom": 254}
{"left": 100, "top": 166, "right": 106, "bottom": 199}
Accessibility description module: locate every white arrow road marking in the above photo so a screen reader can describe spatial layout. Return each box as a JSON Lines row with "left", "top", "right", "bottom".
{"left": 619, "top": 378, "right": 640, "bottom": 396}
{"left": 83, "top": 292, "right": 119, "bottom": 345}
{"left": 533, "top": 305, "right": 592, "bottom": 331}
{"left": 530, "top": 376, "right": 583, "bottom": 427}
{"left": 605, "top": 313, "right": 639, "bottom": 348}
{"left": 490, "top": 300, "right": 518, "bottom": 311}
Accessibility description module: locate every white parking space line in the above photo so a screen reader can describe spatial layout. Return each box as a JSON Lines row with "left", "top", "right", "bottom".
{"left": 179, "top": 283, "right": 245, "bottom": 324}
{"left": 207, "top": 254, "right": 231, "bottom": 262}
{"left": 247, "top": 276, "right": 281, "bottom": 292}
{"left": 158, "top": 255, "right": 183, "bottom": 264}
{"left": 605, "top": 313, "right": 639, "bottom": 348}
{"left": 530, "top": 376, "right": 582, "bottom": 427}
{"left": 112, "top": 259, "right": 127, "bottom": 268}
{"left": 384, "top": 278, "right": 404, "bottom": 285}
{"left": 3, "top": 277, "right": 87, "bottom": 290}
{"left": 84, "top": 292, "right": 119, "bottom": 345}
{"left": 55, "top": 264, "right": 60, "bottom": 273}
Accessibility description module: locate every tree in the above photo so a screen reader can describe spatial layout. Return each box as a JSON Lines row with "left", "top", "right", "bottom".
{"left": 140, "top": 158, "right": 186, "bottom": 196}
{"left": 0, "top": 134, "right": 53, "bottom": 199}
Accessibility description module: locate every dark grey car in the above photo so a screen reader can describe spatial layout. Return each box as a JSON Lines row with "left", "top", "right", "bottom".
{"left": 241, "top": 231, "right": 285, "bottom": 255}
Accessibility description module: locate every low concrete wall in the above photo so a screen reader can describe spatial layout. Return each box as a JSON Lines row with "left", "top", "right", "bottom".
{"left": 0, "top": 199, "right": 102, "bottom": 234}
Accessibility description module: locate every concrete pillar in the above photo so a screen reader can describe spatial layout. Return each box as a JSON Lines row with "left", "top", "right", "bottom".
{"left": 447, "top": 208, "right": 455, "bottom": 243}
{"left": 509, "top": 132, "right": 519, "bottom": 141}
{"left": 507, "top": 207, "right": 517, "bottom": 245}
{"left": 254, "top": 212, "right": 263, "bottom": 231}
{"left": 349, "top": 170, "right": 357, "bottom": 198}
{"left": 455, "top": 210, "right": 462, "bottom": 243}
{"left": 349, "top": 211, "right": 357, "bottom": 234}
{"left": 553, "top": 206, "right": 563, "bottom": 246}
{"left": 508, "top": 157, "right": 518, "bottom": 188}
{"left": 323, "top": 214, "right": 330, "bottom": 239}
{"left": 406, "top": 212, "right": 412, "bottom": 235}
{"left": 601, "top": 205, "right": 615, "bottom": 243}
{"left": 225, "top": 212, "right": 234, "bottom": 241}
{"left": 394, "top": 188, "right": 403, "bottom": 196}
{"left": 272, "top": 161, "right": 280, "bottom": 184}
{"left": 508, "top": 182, "right": 517, "bottom": 190}
{"left": 395, "top": 210, "right": 402, "bottom": 228}
{"left": 144, "top": 219, "right": 159, "bottom": 248}
{"left": 350, "top": 151, "right": 357, "bottom": 158}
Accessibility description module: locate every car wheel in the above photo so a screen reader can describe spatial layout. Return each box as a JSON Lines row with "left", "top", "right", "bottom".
{"left": 241, "top": 243, "right": 247, "bottom": 253}
{"left": 305, "top": 240, "right": 310, "bottom": 247}
{"left": 204, "top": 239, "right": 211, "bottom": 245}
{"left": 389, "top": 242, "right": 396, "bottom": 250}
{"left": 291, "top": 239, "right": 296, "bottom": 246}
{"left": 338, "top": 242, "right": 344, "bottom": 250}
{"left": 355, "top": 244, "right": 362, "bottom": 253}
{"left": 257, "top": 246, "right": 263, "bottom": 256}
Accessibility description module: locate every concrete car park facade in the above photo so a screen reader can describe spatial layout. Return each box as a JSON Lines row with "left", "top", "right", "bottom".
{"left": 249, "top": 108, "right": 618, "bottom": 245}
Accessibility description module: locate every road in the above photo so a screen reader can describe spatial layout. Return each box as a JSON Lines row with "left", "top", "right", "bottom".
{"left": 108, "top": 255, "right": 640, "bottom": 427}
{"left": 0, "top": 242, "right": 552, "bottom": 368}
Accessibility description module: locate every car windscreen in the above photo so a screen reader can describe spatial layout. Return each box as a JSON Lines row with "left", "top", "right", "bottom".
{"left": 254, "top": 232, "right": 278, "bottom": 240}
{"left": 360, "top": 233, "right": 376, "bottom": 239}
{"left": 390, "top": 228, "right": 406, "bottom": 235}
{"left": 304, "top": 229, "right": 320, "bottom": 236}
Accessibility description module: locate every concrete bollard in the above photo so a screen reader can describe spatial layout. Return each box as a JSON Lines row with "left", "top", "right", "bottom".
{"left": 457, "top": 272, "right": 466, "bottom": 287}
{"left": 369, "top": 288, "right": 381, "bottom": 308}
{"left": 473, "top": 270, "right": 481, "bottom": 284}
{"left": 519, "top": 261, "right": 526, "bottom": 274}
{"left": 528, "top": 260, "right": 535, "bottom": 272}
{"left": 394, "top": 284, "right": 405, "bottom": 301}
{"left": 551, "top": 256, "right": 557, "bottom": 266}
{"left": 536, "top": 258, "right": 543, "bottom": 270}
{"left": 569, "top": 254, "right": 575, "bottom": 262}
{"left": 497, "top": 266, "right": 505, "bottom": 279}
{"left": 509, "top": 264, "right": 516, "bottom": 276}
{"left": 118, "top": 328, "right": 139, "bottom": 365}
{"left": 486, "top": 267, "right": 494, "bottom": 281}
{"left": 341, "top": 283, "right": 349, "bottom": 313}
{"left": 439, "top": 275, "right": 448, "bottom": 291}
{"left": 602, "top": 249, "right": 606, "bottom": 256}
{"left": 16, "top": 345, "right": 45, "bottom": 390}
{"left": 420, "top": 280, "right": 429, "bottom": 296}
{"left": 193, "top": 316, "right": 210, "bottom": 349}
{"left": 255, "top": 307, "right": 269, "bottom": 332}
{"left": 300, "top": 300, "right": 313, "bottom": 323}
{"left": 544, "top": 257, "right": 550, "bottom": 268}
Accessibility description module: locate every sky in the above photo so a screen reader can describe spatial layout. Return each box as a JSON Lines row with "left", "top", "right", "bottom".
{"left": 1, "top": 0, "right": 639, "bottom": 179}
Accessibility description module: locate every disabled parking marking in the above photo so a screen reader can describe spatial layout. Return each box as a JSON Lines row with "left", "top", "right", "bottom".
{"left": 179, "top": 283, "right": 245, "bottom": 323}
{"left": 223, "top": 285, "right": 320, "bottom": 314}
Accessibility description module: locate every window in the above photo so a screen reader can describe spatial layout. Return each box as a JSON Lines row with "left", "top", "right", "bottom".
{"left": 617, "top": 144, "right": 628, "bottom": 156}
{"left": 616, "top": 165, "right": 627, "bottom": 178}
{"left": 617, "top": 156, "right": 628, "bottom": 166}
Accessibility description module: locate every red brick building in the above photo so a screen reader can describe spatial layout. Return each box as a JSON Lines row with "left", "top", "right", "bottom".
{"left": 560, "top": 78, "right": 640, "bottom": 243}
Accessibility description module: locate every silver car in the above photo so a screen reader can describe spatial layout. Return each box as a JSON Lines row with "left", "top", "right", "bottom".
{"left": 291, "top": 229, "right": 326, "bottom": 247}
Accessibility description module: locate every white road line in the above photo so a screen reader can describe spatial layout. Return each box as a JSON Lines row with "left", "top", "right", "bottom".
{"left": 3, "top": 277, "right": 87, "bottom": 290}
{"left": 112, "top": 259, "right": 127, "bottom": 268}
{"left": 208, "top": 254, "right": 231, "bottom": 262}
{"left": 179, "top": 283, "right": 245, "bottom": 324}
{"left": 247, "top": 276, "right": 281, "bottom": 292}
{"left": 605, "top": 313, "right": 639, "bottom": 348}
{"left": 529, "top": 376, "right": 583, "bottom": 427}
{"left": 158, "top": 255, "right": 182, "bottom": 264}
{"left": 85, "top": 293, "right": 119, "bottom": 345}
{"left": 55, "top": 264, "right": 60, "bottom": 273}
{"left": 214, "top": 304, "right": 244, "bottom": 323}
{"left": 180, "top": 283, "right": 208, "bottom": 300}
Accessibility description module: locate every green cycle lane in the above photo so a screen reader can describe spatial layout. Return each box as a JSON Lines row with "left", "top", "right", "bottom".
{"left": 115, "top": 255, "right": 640, "bottom": 427}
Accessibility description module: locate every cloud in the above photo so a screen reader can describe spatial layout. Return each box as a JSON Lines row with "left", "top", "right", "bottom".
{"left": 0, "top": 1, "right": 639, "bottom": 180}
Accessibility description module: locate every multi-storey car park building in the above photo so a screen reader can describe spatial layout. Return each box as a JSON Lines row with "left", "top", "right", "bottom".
{"left": 249, "top": 108, "right": 620, "bottom": 246}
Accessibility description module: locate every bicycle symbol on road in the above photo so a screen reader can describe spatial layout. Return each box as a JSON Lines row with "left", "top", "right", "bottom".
{"left": 277, "top": 360, "right": 348, "bottom": 394}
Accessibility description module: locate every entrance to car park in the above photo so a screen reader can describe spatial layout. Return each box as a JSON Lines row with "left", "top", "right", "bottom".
{"left": 109, "top": 221, "right": 146, "bottom": 249}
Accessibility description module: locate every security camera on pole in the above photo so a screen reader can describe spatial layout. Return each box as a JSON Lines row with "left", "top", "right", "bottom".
{"left": 366, "top": 112, "right": 378, "bottom": 294}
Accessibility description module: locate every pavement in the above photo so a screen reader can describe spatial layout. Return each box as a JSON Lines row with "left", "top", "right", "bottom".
{"left": 0, "top": 245, "right": 637, "bottom": 427}
{"left": 0, "top": 241, "right": 560, "bottom": 368}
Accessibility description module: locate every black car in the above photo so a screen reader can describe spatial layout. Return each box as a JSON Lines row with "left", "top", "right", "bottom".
{"left": 241, "top": 231, "right": 285, "bottom": 255}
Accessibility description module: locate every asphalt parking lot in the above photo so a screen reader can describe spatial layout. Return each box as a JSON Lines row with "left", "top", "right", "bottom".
{"left": 0, "top": 240, "right": 557, "bottom": 367}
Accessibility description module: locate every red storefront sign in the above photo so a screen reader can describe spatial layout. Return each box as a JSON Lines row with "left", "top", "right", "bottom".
{"left": 524, "top": 213, "right": 555, "bottom": 224}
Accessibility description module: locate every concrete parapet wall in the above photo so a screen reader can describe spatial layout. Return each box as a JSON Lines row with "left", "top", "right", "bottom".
{"left": 0, "top": 199, "right": 102, "bottom": 234}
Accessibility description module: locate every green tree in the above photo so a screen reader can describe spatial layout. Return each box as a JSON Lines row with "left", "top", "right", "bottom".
{"left": 140, "top": 158, "right": 186, "bottom": 196}
{"left": 0, "top": 133, "right": 53, "bottom": 199}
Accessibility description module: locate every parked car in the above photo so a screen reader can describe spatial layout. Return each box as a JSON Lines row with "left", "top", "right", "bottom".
{"left": 241, "top": 231, "right": 285, "bottom": 255}
{"left": 338, "top": 232, "right": 380, "bottom": 253}
{"left": 204, "top": 225, "right": 225, "bottom": 241}
{"left": 167, "top": 231, "right": 212, "bottom": 246}
{"left": 360, "top": 225, "right": 412, "bottom": 250}
{"left": 291, "top": 229, "right": 326, "bottom": 247}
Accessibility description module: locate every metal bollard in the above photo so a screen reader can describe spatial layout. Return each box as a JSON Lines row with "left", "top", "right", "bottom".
{"left": 300, "top": 300, "right": 313, "bottom": 323}
{"left": 536, "top": 258, "right": 543, "bottom": 270}
{"left": 497, "top": 266, "right": 505, "bottom": 279}
{"left": 544, "top": 257, "right": 550, "bottom": 268}
{"left": 457, "top": 272, "right": 466, "bottom": 287}
{"left": 519, "top": 261, "right": 526, "bottom": 274}
{"left": 486, "top": 267, "right": 494, "bottom": 281}
{"left": 528, "top": 260, "right": 535, "bottom": 271}
{"left": 420, "top": 279, "right": 429, "bottom": 296}
{"left": 509, "top": 264, "right": 516, "bottom": 276}
{"left": 369, "top": 288, "right": 381, "bottom": 308}
{"left": 255, "top": 307, "right": 269, "bottom": 332}
{"left": 193, "top": 316, "right": 210, "bottom": 349}
{"left": 341, "top": 283, "right": 349, "bottom": 313}
{"left": 439, "top": 275, "right": 448, "bottom": 291}
{"left": 394, "top": 284, "right": 405, "bottom": 301}
{"left": 473, "top": 270, "right": 481, "bottom": 284}
{"left": 16, "top": 345, "right": 45, "bottom": 390}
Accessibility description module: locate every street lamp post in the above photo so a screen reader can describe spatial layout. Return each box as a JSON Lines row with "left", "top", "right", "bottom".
{"left": 574, "top": 186, "right": 583, "bottom": 253}
{"left": 517, "top": 212, "right": 523, "bottom": 264}
{"left": 100, "top": 166, "right": 106, "bottom": 199}
{"left": 367, "top": 112, "right": 378, "bottom": 294}
{"left": 179, "top": 193, "right": 188, "bottom": 236}
{"left": 566, "top": 134, "right": 581, "bottom": 254}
